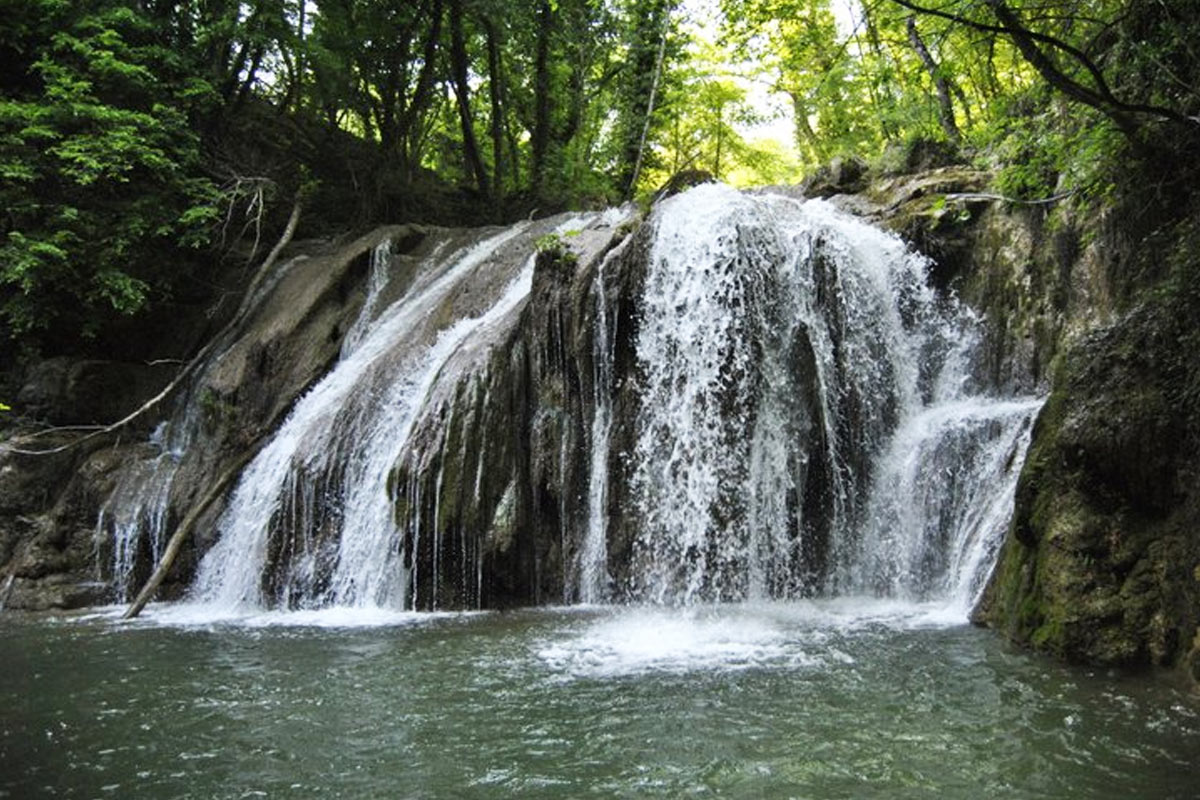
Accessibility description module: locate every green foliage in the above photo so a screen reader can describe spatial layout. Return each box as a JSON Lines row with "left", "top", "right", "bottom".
{"left": 0, "top": 0, "right": 220, "bottom": 342}
{"left": 980, "top": 92, "right": 1124, "bottom": 205}
{"left": 534, "top": 232, "right": 579, "bottom": 271}
{"left": 3, "top": 0, "right": 1199, "bottom": 358}
{"left": 719, "top": 0, "right": 1001, "bottom": 166}
{"left": 535, "top": 232, "right": 574, "bottom": 255}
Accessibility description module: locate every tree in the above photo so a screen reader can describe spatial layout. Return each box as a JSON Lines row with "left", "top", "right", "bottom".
{"left": 888, "top": 0, "right": 1200, "bottom": 139}
{"left": 615, "top": 0, "right": 678, "bottom": 197}
{"left": 0, "top": 0, "right": 220, "bottom": 342}
{"left": 448, "top": 0, "right": 490, "bottom": 197}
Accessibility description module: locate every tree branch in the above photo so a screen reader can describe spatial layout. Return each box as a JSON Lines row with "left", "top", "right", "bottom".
{"left": 121, "top": 444, "right": 260, "bottom": 619}
{"left": 1, "top": 193, "right": 304, "bottom": 459}
{"left": 886, "top": 0, "right": 1193, "bottom": 130}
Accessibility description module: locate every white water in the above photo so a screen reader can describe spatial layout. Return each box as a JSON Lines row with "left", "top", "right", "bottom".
{"left": 842, "top": 396, "right": 1043, "bottom": 612}
{"left": 627, "top": 184, "right": 1042, "bottom": 611}
{"left": 185, "top": 213, "right": 623, "bottom": 617}
{"left": 95, "top": 406, "right": 201, "bottom": 601}
{"left": 95, "top": 446, "right": 174, "bottom": 599}
{"left": 579, "top": 240, "right": 627, "bottom": 603}
{"left": 340, "top": 238, "right": 394, "bottom": 358}
{"left": 102, "top": 184, "right": 1042, "bottom": 624}
{"left": 189, "top": 224, "right": 532, "bottom": 613}
{"left": 536, "top": 599, "right": 965, "bottom": 679}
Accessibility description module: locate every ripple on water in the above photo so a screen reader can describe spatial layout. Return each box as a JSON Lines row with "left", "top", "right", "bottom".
{"left": 4, "top": 601, "right": 1199, "bottom": 799}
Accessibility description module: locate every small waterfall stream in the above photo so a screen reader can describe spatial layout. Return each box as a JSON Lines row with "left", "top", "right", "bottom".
{"left": 189, "top": 224, "right": 533, "bottom": 612}
{"left": 579, "top": 241, "right": 626, "bottom": 604}
{"left": 101, "top": 184, "right": 1041, "bottom": 619}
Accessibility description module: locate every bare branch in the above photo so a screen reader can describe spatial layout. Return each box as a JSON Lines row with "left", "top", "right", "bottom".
{"left": 1, "top": 193, "right": 305, "bottom": 459}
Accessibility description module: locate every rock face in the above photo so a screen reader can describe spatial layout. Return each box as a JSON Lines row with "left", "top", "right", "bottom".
{"left": 975, "top": 243, "right": 1200, "bottom": 681}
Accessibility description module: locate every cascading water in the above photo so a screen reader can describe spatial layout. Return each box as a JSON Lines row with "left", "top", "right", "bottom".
{"left": 186, "top": 213, "right": 613, "bottom": 614}
{"left": 340, "top": 239, "right": 394, "bottom": 359}
{"left": 103, "top": 183, "right": 1040, "bottom": 620}
{"left": 95, "top": 396, "right": 203, "bottom": 602}
{"left": 578, "top": 241, "right": 627, "bottom": 604}
{"left": 94, "top": 425, "right": 177, "bottom": 600}
{"left": 840, "top": 397, "right": 1041, "bottom": 610}
{"left": 189, "top": 225, "right": 531, "bottom": 612}
{"left": 623, "top": 183, "right": 1041, "bottom": 609}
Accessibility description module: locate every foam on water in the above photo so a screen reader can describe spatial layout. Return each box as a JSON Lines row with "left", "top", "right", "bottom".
{"left": 535, "top": 599, "right": 972, "bottom": 678}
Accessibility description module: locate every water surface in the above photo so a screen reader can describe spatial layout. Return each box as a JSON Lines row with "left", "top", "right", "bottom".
{"left": 2, "top": 602, "right": 1197, "bottom": 798}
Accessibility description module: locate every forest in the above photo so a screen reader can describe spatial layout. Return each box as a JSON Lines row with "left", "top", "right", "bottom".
{"left": 1, "top": 0, "right": 1199, "bottom": 359}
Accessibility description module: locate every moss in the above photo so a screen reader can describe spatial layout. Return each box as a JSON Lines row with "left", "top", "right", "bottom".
{"left": 435, "top": 394, "right": 468, "bottom": 535}
{"left": 980, "top": 305, "right": 1200, "bottom": 675}
{"left": 197, "top": 387, "right": 237, "bottom": 430}
{"left": 534, "top": 234, "right": 579, "bottom": 274}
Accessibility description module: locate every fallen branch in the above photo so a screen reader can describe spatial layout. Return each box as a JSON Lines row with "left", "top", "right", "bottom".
{"left": 122, "top": 195, "right": 308, "bottom": 618}
{"left": 122, "top": 446, "right": 260, "bottom": 619}
{"left": 1, "top": 193, "right": 304, "bottom": 458}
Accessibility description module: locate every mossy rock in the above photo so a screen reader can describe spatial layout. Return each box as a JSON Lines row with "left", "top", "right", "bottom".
{"left": 977, "top": 295, "right": 1200, "bottom": 681}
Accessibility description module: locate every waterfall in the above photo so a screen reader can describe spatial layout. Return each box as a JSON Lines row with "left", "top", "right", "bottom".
{"left": 95, "top": 398, "right": 202, "bottom": 602}
{"left": 626, "top": 183, "right": 1041, "bottom": 607}
{"left": 340, "top": 239, "right": 394, "bottom": 358}
{"left": 95, "top": 436, "right": 175, "bottom": 600}
{"left": 100, "top": 183, "right": 1040, "bottom": 619}
{"left": 579, "top": 241, "right": 627, "bottom": 603}
{"left": 841, "top": 397, "right": 1041, "bottom": 611}
{"left": 188, "top": 224, "right": 533, "bottom": 612}
{"left": 185, "top": 213, "right": 616, "bottom": 614}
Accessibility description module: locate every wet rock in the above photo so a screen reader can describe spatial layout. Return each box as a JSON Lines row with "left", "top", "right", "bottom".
{"left": 800, "top": 155, "right": 869, "bottom": 197}
{"left": 977, "top": 298, "right": 1200, "bottom": 675}
{"left": 390, "top": 212, "right": 638, "bottom": 609}
{"left": 656, "top": 169, "right": 715, "bottom": 199}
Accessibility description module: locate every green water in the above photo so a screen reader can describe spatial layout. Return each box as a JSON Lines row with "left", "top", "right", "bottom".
{"left": 2, "top": 601, "right": 1197, "bottom": 799}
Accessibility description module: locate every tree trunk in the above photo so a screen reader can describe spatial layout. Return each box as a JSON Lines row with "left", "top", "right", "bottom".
{"left": 291, "top": 0, "right": 307, "bottom": 113}
{"left": 860, "top": 2, "right": 899, "bottom": 141}
{"left": 449, "top": 0, "right": 491, "bottom": 197}
{"left": 122, "top": 448, "right": 257, "bottom": 618}
{"left": 906, "top": 16, "right": 960, "bottom": 143}
{"left": 531, "top": 0, "right": 554, "bottom": 198}
{"left": 398, "top": 0, "right": 446, "bottom": 177}
{"left": 983, "top": 0, "right": 1142, "bottom": 134}
{"left": 482, "top": 15, "right": 507, "bottom": 199}
{"left": 790, "top": 91, "right": 827, "bottom": 163}
{"left": 626, "top": 4, "right": 670, "bottom": 198}
{"left": 234, "top": 46, "right": 265, "bottom": 108}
